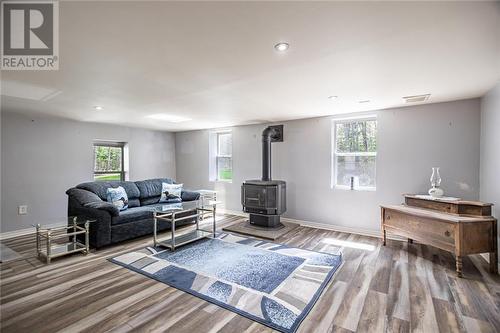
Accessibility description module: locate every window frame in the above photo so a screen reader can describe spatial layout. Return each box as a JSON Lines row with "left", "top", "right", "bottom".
{"left": 93, "top": 141, "right": 126, "bottom": 181}
{"left": 332, "top": 115, "right": 377, "bottom": 191}
{"left": 215, "top": 131, "right": 232, "bottom": 182}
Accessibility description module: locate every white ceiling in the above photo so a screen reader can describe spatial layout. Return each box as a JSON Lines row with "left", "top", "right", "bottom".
{"left": 1, "top": 1, "right": 500, "bottom": 132}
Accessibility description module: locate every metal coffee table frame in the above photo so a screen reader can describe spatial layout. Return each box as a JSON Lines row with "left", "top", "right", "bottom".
{"left": 153, "top": 202, "right": 218, "bottom": 251}
{"left": 35, "top": 217, "right": 94, "bottom": 264}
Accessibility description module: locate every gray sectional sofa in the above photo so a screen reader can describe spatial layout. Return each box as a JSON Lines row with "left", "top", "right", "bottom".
{"left": 66, "top": 178, "right": 200, "bottom": 248}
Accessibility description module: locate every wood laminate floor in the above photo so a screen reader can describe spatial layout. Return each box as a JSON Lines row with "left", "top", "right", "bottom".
{"left": 1, "top": 214, "right": 499, "bottom": 333}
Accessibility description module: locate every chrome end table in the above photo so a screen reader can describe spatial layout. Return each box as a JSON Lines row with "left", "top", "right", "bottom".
{"left": 34, "top": 217, "right": 95, "bottom": 264}
{"left": 153, "top": 200, "right": 221, "bottom": 251}
{"left": 195, "top": 190, "right": 218, "bottom": 220}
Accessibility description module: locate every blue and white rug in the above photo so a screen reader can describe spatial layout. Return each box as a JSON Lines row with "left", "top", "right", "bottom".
{"left": 109, "top": 233, "right": 342, "bottom": 333}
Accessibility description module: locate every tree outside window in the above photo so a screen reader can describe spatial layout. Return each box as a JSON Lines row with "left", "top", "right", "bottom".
{"left": 333, "top": 117, "right": 377, "bottom": 190}
{"left": 216, "top": 132, "right": 232, "bottom": 181}
{"left": 93, "top": 142, "right": 125, "bottom": 181}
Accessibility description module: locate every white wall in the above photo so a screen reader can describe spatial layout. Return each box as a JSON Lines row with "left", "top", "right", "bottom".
{"left": 1, "top": 111, "right": 176, "bottom": 233}
{"left": 176, "top": 99, "right": 481, "bottom": 233}
{"left": 480, "top": 82, "right": 500, "bottom": 262}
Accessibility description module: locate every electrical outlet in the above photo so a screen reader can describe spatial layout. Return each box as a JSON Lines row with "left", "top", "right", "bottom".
{"left": 18, "top": 205, "right": 28, "bottom": 215}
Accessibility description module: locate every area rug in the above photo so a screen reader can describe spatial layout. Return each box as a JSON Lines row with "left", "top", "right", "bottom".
{"left": 110, "top": 233, "right": 342, "bottom": 333}
{"left": 222, "top": 218, "right": 299, "bottom": 240}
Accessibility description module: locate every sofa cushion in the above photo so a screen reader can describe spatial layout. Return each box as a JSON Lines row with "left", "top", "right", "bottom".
{"left": 135, "top": 178, "right": 175, "bottom": 205}
{"left": 128, "top": 198, "right": 140, "bottom": 207}
{"left": 111, "top": 206, "right": 154, "bottom": 225}
{"left": 141, "top": 196, "right": 161, "bottom": 206}
{"left": 138, "top": 190, "right": 200, "bottom": 205}
{"left": 76, "top": 181, "right": 141, "bottom": 208}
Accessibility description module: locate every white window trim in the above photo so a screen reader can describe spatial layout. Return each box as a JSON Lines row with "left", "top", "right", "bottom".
{"left": 331, "top": 115, "right": 377, "bottom": 191}
{"left": 215, "top": 131, "right": 232, "bottom": 182}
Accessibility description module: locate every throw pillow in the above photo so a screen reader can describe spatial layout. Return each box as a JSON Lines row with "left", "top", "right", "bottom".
{"left": 160, "top": 183, "right": 183, "bottom": 203}
{"left": 106, "top": 186, "right": 129, "bottom": 211}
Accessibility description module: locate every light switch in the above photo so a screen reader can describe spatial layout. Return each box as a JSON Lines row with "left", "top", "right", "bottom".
{"left": 18, "top": 205, "right": 28, "bottom": 215}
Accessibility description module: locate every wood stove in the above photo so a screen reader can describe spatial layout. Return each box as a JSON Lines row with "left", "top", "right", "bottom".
{"left": 241, "top": 125, "right": 286, "bottom": 228}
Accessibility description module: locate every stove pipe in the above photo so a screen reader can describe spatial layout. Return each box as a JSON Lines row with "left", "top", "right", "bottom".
{"left": 262, "top": 126, "right": 278, "bottom": 181}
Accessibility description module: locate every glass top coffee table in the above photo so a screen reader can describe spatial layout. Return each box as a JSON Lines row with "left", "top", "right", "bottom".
{"left": 33, "top": 216, "right": 96, "bottom": 264}
{"left": 152, "top": 200, "right": 220, "bottom": 251}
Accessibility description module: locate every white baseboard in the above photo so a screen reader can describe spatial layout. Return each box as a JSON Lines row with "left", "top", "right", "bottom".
{"left": 288, "top": 218, "right": 382, "bottom": 238}
{"left": 0, "top": 227, "right": 35, "bottom": 241}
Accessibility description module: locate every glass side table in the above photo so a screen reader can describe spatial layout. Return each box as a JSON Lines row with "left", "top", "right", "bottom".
{"left": 195, "top": 190, "right": 218, "bottom": 220}
{"left": 33, "top": 216, "right": 95, "bottom": 264}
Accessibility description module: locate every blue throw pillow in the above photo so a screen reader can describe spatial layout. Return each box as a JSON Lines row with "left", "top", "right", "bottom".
{"left": 160, "top": 183, "right": 183, "bottom": 203}
{"left": 106, "top": 186, "right": 129, "bottom": 211}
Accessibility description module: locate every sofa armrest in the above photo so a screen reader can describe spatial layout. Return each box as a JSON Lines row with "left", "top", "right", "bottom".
{"left": 66, "top": 188, "right": 119, "bottom": 217}
{"left": 83, "top": 201, "right": 119, "bottom": 217}
{"left": 68, "top": 196, "right": 112, "bottom": 248}
{"left": 66, "top": 187, "right": 101, "bottom": 205}
{"left": 181, "top": 190, "right": 200, "bottom": 201}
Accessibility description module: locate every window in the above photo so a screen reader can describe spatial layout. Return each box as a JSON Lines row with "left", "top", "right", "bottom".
{"left": 93, "top": 142, "right": 125, "bottom": 181}
{"left": 216, "top": 132, "right": 232, "bottom": 181}
{"left": 332, "top": 116, "right": 377, "bottom": 190}
{"left": 208, "top": 130, "right": 233, "bottom": 182}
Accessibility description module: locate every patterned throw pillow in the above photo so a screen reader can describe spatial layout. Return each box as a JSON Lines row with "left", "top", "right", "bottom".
{"left": 160, "top": 183, "right": 183, "bottom": 203}
{"left": 106, "top": 186, "right": 129, "bottom": 211}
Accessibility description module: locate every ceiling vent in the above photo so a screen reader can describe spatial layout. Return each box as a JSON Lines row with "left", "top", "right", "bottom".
{"left": 403, "top": 94, "right": 430, "bottom": 103}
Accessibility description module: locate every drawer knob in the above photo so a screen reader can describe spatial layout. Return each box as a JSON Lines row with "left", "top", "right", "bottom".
{"left": 387, "top": 215, "right": 391, "bottom": 220}
{"left": 445, "top": 231, "right": 451, "bottom": 237}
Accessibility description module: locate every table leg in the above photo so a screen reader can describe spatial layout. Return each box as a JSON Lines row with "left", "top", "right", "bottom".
{"left": 200, "top": 197, "right": 204, "bottom": 221}
{"left": 491, "top": 222, "right": 498, "bottom": 274}
{"left": 46, "top": 231, "right": 52, "bottom": 264}
{"left": 171, "top": 214, "right": 176, "bottom": 251}
{"left": 213, "top": 204, "right": 216, "bottom": 238}
{"left": 84, "top": 221, "right": 90, "bottom": 255}
{"left": 490, "top": 251, "right": 498, "bottom": 274}
{"left": 456, "top": 255, "right": 463, "bottom": 277}
{"left": 196, "top": 210, "right": 199, "bottom": 231}
{"left": 381, "top": 207, "right": 386, "bottom": 246}
{"left": 73, "top": 217, "right": 77, "bottom": 246}
{"left": 36, "top": 224, "right": 41, "bottom": 257}
{"left": 153, "top": 212, "right": 157, "bottom": 247}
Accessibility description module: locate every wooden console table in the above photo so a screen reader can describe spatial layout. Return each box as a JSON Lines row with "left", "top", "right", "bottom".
{"left": 381, "top": 195, "right": 497, "bottom": 277}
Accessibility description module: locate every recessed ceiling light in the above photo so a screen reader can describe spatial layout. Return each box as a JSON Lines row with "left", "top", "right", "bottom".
{"left": 94, "top": 106, "right": 103, "bottom": 110}
{"left": 274, "top": 42, "right": 289, "bottom": 52}
{"left": 146, "top": 114, "right": 192, "bottom": 123}
{"left": 358, "top": 100, "right": 370, "bottom": 103}
{"left": 328, "top": 95, "right": 338, "bottom": 100}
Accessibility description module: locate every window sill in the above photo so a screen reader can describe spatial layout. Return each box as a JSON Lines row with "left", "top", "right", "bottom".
{"left": 333, "top": 185, "right": 376, "bottom": 192}
{"left": 214, "top": 180, "right": 232, "bottom": 184}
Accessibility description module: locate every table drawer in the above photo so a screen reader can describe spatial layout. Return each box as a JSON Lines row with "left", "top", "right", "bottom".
{"left": 384, "top": 209, "right": 455, "bottom": 245}
{"left": 405, "top": 197, "right": 455, "bottom": 213}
